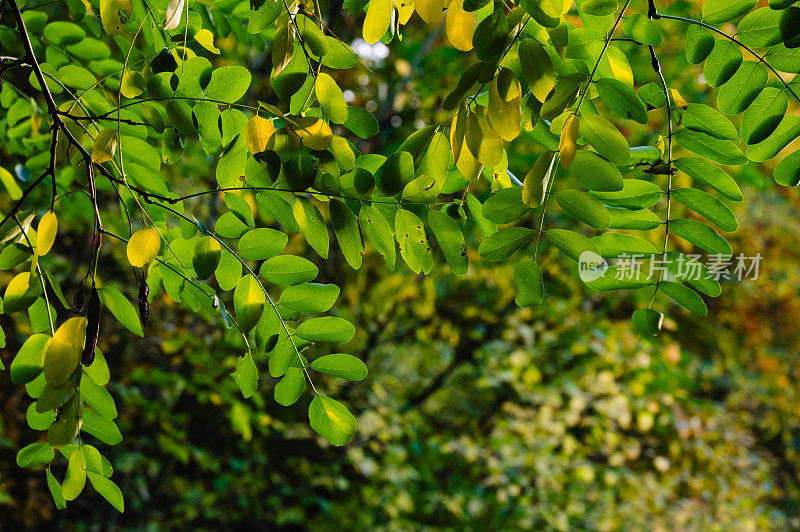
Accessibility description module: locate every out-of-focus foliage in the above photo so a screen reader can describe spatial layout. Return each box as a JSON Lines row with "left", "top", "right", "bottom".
{"left": 4, "top": 190, "right": 800, "bottom": 530}
{"left": 2, "top": 0, "right": 800, "bottom": 526}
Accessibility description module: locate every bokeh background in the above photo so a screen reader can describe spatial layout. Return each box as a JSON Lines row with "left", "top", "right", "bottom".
{"left": 3, "top": 0, "right": 800, "bottom": 529}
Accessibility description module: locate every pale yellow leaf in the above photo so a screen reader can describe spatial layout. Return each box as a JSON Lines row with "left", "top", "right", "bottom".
{"left": 126, "top": 227, "right": 160, "bottom": 268}
{"left": 445, "top": 0, "right": 475, "bottom": 51}
{"left": 245, "top": 116, "right": 276, "bottom": 155}
{"left": 363, "top": 0, "right": 392, "bottom": 44}
{"left": 195, "top": 29, "right": 220, "bottom": 54}
{"left": 164, "top": 0, "right": 184, "bottom": 30}
{"left": 559, "top": 113, "right": 579, "bottom": 169}
{"left": 91, "top": 129, "right": 117, "bottom": 164}
{"left": 38, "top": 211, "right": 58, "bottom": 256}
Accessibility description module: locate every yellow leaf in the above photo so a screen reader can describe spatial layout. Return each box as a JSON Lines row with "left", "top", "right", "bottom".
{"left": 315, "top": 73, "right": 349, "bottom": 124}
{"left": 164, "top": 0, "right": 184, "bottom": 30}
{"left": 121, "top": 71, "right": 144, "bottom": 98}
{"left": 44, "top": 317, "right": 87, "bottom": 386}
{"left": 415, "top": 0, "right": 443, "bottom": 24}
{"left": 195, "top": 29, "right": 220, "bottom": 54}
{"left": 126, "top": 228, "right": 161, "bottom": 268}
{"left": 465, "top": 108, "right": 503, "bottom": 167}
{"left": 670, "top": 88, "right": 689, "bottom": 110}
{"left": 91, "top": 129, "right": 117, "bottom": 164}
{"left": 445, "top": 0, "right": 475, "bottom": 51}
{"left": 245, "top": 116, "right": 276, "bottom": 155}
{"left": 559, "top": 113, "right": 579, "bottom": 169}
{"left": 0, "top": 166, "right": 22, "bottom": 200}
{"left": 488, "top": 72, "right": 522, "bottom": 142}
{"left": 363, "top": 0, "right": 392, "bottom": 44}
{"left": 450, "top": 105, "right": 483, "bottom": 181}
{"left": 523, "top": 151, "right": 555, "bottom": 208}
{"left": 100, "top": 0, "right": 132, "bottom": 36}
{"left": 398, "top": 2, "right": 414, "bottom": 25}
{"left": 38, "top": 211, "right": 58, "bottom": 256}
{"left": 294, "top": 117, "right": 333, "bottom": 151}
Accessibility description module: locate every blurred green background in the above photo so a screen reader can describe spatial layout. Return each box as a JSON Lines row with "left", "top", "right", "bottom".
{"left": 3, "top": 0, "right": 800, "bottom": 530}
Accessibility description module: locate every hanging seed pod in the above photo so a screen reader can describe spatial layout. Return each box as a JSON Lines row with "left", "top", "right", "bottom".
{"left": 138, "top": 278, "right": 150, "bottom": 330}
{"left": 82, "top": 287, "right": 100, "bottom": 366}
{"left": 72, "top": 286, "right": 85, "bottom": 312}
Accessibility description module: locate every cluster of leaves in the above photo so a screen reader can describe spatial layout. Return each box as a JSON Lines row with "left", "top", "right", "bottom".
{"left": 0, "top": 0, "right": 799, "bottom": 513}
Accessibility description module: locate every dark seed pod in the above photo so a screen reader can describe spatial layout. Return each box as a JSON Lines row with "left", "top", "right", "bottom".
{"left": 82, "top": 287, "right": 100, "bottom": 366}
{"left": 72, "top": 287, "right": 85, "bottom": 312}
{"left": 138, "top": 279, "right": 150, "bottom": 330}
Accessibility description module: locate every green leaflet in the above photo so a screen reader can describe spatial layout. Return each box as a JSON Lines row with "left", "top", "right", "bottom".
{"left": 232, "top": 352, "right": 258, "bottom": 399}
{"left": 546, "top": 229, "right": 600, "bottom": 261}
{"left": 16, "top": 442, "right": 54, "bottom": 468}
{"left": 296, "top": 317, "right": 355, "bottom": 344}
{"left": 659, "top": 281, "right": 708, "bottom": 316}
{"left": 10, "top": 333, "right": 50, "bottom": 385}
{"left": 474, "top": 7, "right": 508, "bottom": 63}
{"left": 716, "top": 61, "right": 768, "bottom": 115}
{"left": 579, "top": 113, "right": 629, "bottom": 166}
{"left": 681, "top": 103, "right": 738, "bottom": 141}
{"left": 739, "top": 87, "right": 788, "bottom": 145}
{"left": 747, "top": 115, "right": 800, "bottom": 162}
{"left": 569, "top": 150, "right": 624, "bottom": 192}
{"left": 638, "top": 83, "right": 667, "bottom": 110}
{"left": 703, "top": 40, "right": 743, "bottom": 88}
{"left": 292, "top": 197, "right": 329, "bottom": 259}
{"left": 310, "top": 354, "right": 368, "bottom": 381}
{"left": 359, "top": 204, "right": 396, "bottom": 270}
{"left": 260, "top": 255, "right": 319, "bottom": 286}
{"left": 595, "top": 78, "right": 648, "bottom": 124}
{"left": 308, "top": 395, "right": 356, "bottom": 446}
{"left": 591, "top": 232, "right": 658, "bottom": 258}
{"left": 774, "top": 150, "right": 800, "bottom": 186}
{"left": 702, "top": 0, "right": 757, "bottom": 24}
{"left": 216, "top": 248, "right": 242, "bottom": 291}
{"left": 737, "top": 7, "right": 800, "bottom": 48}
{"left": 519, "top": 38, "right": 555, "bottom": 102}
{"left": 375, "top": 151, "right": 414, "bottom": 196}
{"left": 395, "top": 208, "right": 433, "bottom": 274}
{"left": 329, "top": 200, "right": 364, "bottom": 270}
{"left": 674, "top": 129, "right": 748, "bottom": 166}
{"left": 96, "top": 287, "right": 141, "bottom": 337}
{"left": 555, "top": 189, "right": 611, "bottom": 230}
{"left": 478, "top": 227, "right": 534, "bottom": 262}
{"left": 671, "top": 188, "right": 738, "bottom": 232}
{"left": 342, "top": 106, "right": 379, "bottom": 138}
{"left": 670, "top": 219, "right": 732, "bottom": 256}
{"left": 279, "top": 283, "right": 340, "bottom": 313}
{"left": 673, "top": 157, "right": 743, "bottom": 201}
{"left": 631, "top": 308, "right": 663, "bottom": 336}
{"left": 233, "top": 275, "right": 265, "bottom": 332}
{"left": 274, "top": 367, "right": 305, "bottom": 406}
{"left": 514, "top": 260, "right": 544, "bottom": 307}
{"left": 204, "top": 66, "right": 251, "bottom": 102}
{"left": 466, "top": 193, "right": 498, "bottom": 239}
{"left": 685, "top": 25, "right": 715, "bottom": 64}
{"left": 623, "top": 14, "right": 661, "bottom": 46}
{"left": 607, "top": 208, "right": 662, "bottom": 230}
{"left": 87, "top": 472, "right": 124, "bottom": 512}
{"left": 584, "top": 267, "right": 653, "bottom": 291}
{"left": 428, "top": 209, "right": 468, "bottom": 275}
{"left": 591, "top": 180, "right": 663, "bottom": 209}
{"left": 482, "top": 187, "right": 531, "bottom": 224}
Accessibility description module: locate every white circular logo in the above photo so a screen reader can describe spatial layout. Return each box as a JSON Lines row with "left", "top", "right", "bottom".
{"left": 578, "top": 251, "right": 608, "bottom": 282}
